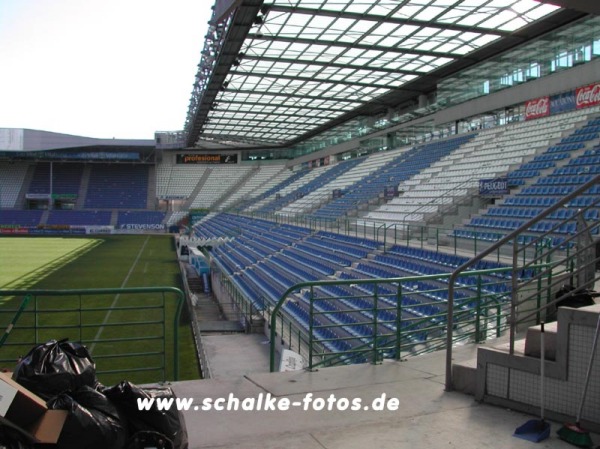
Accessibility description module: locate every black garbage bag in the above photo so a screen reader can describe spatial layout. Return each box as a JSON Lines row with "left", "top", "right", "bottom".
{"left": 12, "top": 339, "right": 97, "bottom": 400}
{"left": 556, "top": 284, "right": 595, "bottom": 309}
{"left": 102, "top": 381, "right": 188, "bottom": 449}
{"left": 47, "top": 385, "right": 128, "bottom": 449}
{"left": 125, "top": 431, "right": 174, "bottom": 449}
{"left": 0, "top": 425, "right": 34, "bottom": 449}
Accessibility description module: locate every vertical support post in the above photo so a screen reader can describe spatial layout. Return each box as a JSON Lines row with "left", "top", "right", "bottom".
{"left": 509, "top": 239, "right": 519, "bottom": 355}
{"left": 383, "top": 224, "right": 387, "bottom": 252}
{"left": 34, "top": 295, "right": 39, "bottom": 344}
{"left": 373, "top": 283, "right": 379, "bottom": 364}
{"left": 78, "top": 294, "right": 83, "bottom": 344}
{"left": 173, "top": 289, "right": 183, "bottom": 381}
{"left": 308, "top": 285, "right": 314, "bottom": 371}
{"left": 475, "top": 275, "right": 482, "bottom": 342}
{"left": 395, "top": 283, "right": 402, "bottom": 360}
{"left": 162, "top": 292, "right": 167, "bottom": 381}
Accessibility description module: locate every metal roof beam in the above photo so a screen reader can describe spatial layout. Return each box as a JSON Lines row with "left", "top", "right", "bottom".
{"left": 186, "top": 0, "right": 265, "bottom": 147}
{"left": 248, "top": 33, "right": 471, "bottom": 60}
{"left": 236, "top": 54, "right": 440, "bottom": 77}
{"left": 214, "top": 0, "right": 242, "bottom": 22}
{"left": 214, "top": 88, "right": 368, "bottom": 102}
{"left": 199, "top": 133, "right": 288, "bottom": 143}
{"left": 535, "top": 0, "right": 600, "bottom": 15}
{"left": 204, "top": 117, "right": 329, "bottom": 126}
{"left": 209, "top": 102, "right": 340, "bottom": 114}
{"left": 227, "top": 70, "right": 421, "bottom": 89}
{"left": 263, "top": 4, "right": 511, "bottom": 38}
{"left": 282, "top": 9, "right": 587, "bottom": 146}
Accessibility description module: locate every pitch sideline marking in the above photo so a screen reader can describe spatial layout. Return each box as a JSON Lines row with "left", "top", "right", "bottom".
{"left": 89, "top": 235, "right": 150, "bottom": 353}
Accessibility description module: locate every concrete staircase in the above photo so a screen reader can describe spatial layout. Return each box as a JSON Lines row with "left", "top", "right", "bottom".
{"left": 76, "top": 165, "right": 91, "bottom": 209}
{"left": 452, "top": 304, "right": 600, "bottom": 433}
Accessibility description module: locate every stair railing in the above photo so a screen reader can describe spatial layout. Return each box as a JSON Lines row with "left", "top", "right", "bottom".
{"left": 445, "top": 173, "right": 600, "bottom": 390}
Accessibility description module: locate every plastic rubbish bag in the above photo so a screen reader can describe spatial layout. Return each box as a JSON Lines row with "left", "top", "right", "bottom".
{"left": 125, "top": 431, "right": 174, "bottom": 449}
{"left": 0, "top": 425, "right": 34, "bottom": 449}
{"left": 48, "top": 385, "right": 128, "bottom": 449}
{"left": 12, "top": 339, "right": 97, "bottom": 400}
{"left": 102, "top": 381, "right": 188, "bottom": 449}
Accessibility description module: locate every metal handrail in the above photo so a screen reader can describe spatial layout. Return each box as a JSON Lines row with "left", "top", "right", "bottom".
{"left": 268, "top": 265, "right": 544, "bottom": 372}
{"left": 444, "top": 172, "right": 600, "bottom": 391}
{"left": 399, "top": 175, "right": 484, "bottom": 228}
{"left": 0, "top": 287, "right": 186, "bottom": 381}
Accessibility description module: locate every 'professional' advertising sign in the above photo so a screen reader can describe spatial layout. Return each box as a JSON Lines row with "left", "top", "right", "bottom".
{"left": 176, "top": 154, "right": 237, "bottom": 164}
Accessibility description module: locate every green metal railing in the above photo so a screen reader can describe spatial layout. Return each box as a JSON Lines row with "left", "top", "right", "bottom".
{"left": 446, "top": 173, "right": 600, "bottom": 390}
{"left": 267, "top": 265, "right": 554, "bottom": 372}
{"left": 200, "top": 175, "right": 599, "bottom": 380}
{"left": 0, "top": 287, "right": 185, "bottom": 384}
{"left": 239, "top": 210, "right": 520, "bottom": 260}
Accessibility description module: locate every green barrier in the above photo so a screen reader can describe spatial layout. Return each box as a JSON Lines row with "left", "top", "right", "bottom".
{"left": 0, "top": 287, "right": 185, "bottom": 383}
{"left": 268, "top": 265, "right": 552, "bottom": 372}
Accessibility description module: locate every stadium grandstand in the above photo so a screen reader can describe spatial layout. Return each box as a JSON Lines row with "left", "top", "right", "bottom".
{"left": 3, "top": 0, "right": 600, "bottom": 447}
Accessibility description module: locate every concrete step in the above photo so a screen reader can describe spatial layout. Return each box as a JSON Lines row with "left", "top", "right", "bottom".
{"left": 523, "top": 321, "right": 558, "bottom": 361}
{"left": 451, "top": 336, "right": 525, "bottom": 395}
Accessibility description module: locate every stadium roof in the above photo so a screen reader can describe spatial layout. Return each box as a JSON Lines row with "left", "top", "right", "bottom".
{"left": 184, "top": 0, "right": 594, "bottom": 149}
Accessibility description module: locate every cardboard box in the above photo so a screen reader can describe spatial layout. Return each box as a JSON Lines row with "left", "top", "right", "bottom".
{"left": 0, "top": 372, "right": 67, "bottom": 444}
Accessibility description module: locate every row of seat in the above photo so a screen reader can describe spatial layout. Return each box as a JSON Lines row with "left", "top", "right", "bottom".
{"left": 199, "top": 214, "right": 512, "bottom": 355}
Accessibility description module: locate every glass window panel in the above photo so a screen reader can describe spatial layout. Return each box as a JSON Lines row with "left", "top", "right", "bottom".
{"left": 415, "top": 6, "right": 447, "bottom": 21}
{"left": 393, "top": 5, "right": 426, "bottom": 19}
{"left": 457, "top": 12, "right": 492, "bottom": 27}
{"left": 480, "top": 10, "right": 517, "bottom": 29}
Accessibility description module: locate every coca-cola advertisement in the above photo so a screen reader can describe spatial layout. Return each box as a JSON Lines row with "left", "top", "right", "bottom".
{"left": 524, "top": 96, "right": 550, "bottom": 120}
{"left": 576, "top": 82, "right": 600, "bottom": 109}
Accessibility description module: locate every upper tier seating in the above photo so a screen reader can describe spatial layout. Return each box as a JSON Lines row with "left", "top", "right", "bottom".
{"left": 189, "top": 166, "right": 254, "bottom": 209}
{"left": 28, "top": 163, "right": 83, "bottom": 196}
{"left": 85, "top": 164, "right": 149, "bottom": 209}
{"left": 246, "top": 165, "right": 338, "bottom": 213}
{"left": 453, "top": 109, "right": 600, "bottom": 243}
{"left": 156, "top": 160, "right": 208, "bottom": 199}
{"left": 263, "top": 159, "right": 363, "bottom": 215}
{"left": 217, "top": 164, "right": 289, "bottom": 211}
{"left": 237, "top": 169, "right": 310, "bottom": 213}
{"left": 343, "top": 134, "right": 476, "bottom": 225}
{"left": 0, "top": 162, "right": 29, "bottom": 208}
{"left": 276, "top": 149, "right": 404, "bottom": 218}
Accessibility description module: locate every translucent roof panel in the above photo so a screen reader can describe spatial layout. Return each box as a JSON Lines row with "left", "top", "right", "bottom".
{"left": 187, "top": 0, "right": 564, "bottom": 147}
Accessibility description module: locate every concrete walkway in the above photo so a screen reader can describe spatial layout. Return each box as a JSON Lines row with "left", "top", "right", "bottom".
{"left": 172, "top": 346, "right": 593, "bottom": 449}
{"left": 200, "top": 334, "right": 271, "bottom": 380}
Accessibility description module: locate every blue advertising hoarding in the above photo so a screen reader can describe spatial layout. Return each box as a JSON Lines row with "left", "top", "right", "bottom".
{"left": 479, "top": 178, "right": 508, "bottom": 196}
{"left": 550, "top": 91, "right": 576, "bottom": 114}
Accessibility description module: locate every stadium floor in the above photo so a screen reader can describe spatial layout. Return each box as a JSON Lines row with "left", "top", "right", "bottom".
{"left": 172, "top": 343, "right": 592, "bottom": 449}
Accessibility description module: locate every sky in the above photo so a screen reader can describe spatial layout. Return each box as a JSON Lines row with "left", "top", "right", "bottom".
{"left": 0, "top": 0, "right": 213, "bottom": 139}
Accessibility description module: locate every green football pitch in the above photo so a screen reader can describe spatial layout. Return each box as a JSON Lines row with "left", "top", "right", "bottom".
{"left": 0, "top": 234, "right": 199, "bottom": 384}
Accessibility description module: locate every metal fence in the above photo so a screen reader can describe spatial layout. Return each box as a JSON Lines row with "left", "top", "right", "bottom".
{"left": 266, "top": 264, "right": 556, "bottom": 372}
{"left": 0, "top": 287, "right": 185, "bottom": 385}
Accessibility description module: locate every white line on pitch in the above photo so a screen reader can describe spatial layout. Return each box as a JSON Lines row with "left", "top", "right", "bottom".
{"left": 89, "top": 235, "right": 150, "bottom": 353}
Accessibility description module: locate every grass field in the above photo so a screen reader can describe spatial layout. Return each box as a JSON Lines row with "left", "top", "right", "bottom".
{"left": 0, "top": 234, "right": 199, "bottom": 385}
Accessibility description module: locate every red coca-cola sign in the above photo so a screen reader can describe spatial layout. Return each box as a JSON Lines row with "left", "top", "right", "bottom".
{"left": 576, "top": 83, "right": 600, "bottom": 109}
{"left": 524, "top": 97, "right": 550, "bottom": 120}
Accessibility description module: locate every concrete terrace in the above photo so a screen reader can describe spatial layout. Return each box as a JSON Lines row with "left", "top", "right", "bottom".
{"left": 172, "top": 340, "right": 594, "bottom": 449}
